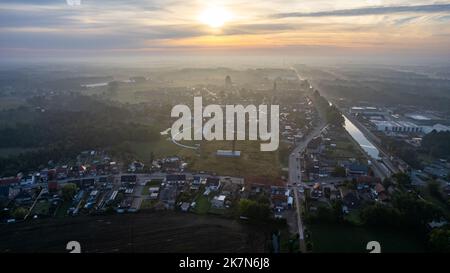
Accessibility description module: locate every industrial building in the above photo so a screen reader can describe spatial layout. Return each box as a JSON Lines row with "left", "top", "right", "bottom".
{"left": 372, "top": 120, "right": 423, "bottom": 133}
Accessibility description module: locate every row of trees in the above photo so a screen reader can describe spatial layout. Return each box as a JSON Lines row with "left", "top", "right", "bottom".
{"left": 312, "top": 90, "right": 345, "bottom": 127}
{"left": 421, "top": 131, "right": 450, "bottom": 159}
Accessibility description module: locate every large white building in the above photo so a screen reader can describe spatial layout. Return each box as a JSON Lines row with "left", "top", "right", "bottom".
{"left": 350, "top": 106, "right": 385, "bottom": 116}
{"left": 372, "top": 120, "right": 423, "bottom": 133}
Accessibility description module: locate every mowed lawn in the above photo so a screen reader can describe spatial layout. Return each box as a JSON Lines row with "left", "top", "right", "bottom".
{"left": 309, "top": 224, "right": 427, "bottom": 253}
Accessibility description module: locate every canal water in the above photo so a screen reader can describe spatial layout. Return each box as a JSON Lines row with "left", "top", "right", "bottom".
{"left": 343, "top": 116, "right": 381, "bottom": 160}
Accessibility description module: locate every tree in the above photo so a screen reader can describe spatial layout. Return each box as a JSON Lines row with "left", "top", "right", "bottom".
{"left": 382, "top": 178, "right": 394, "bottom": 190}
{"left": 238, "top": 199, "right": 271, "bottom": 221}
{"left": 428, "top": 180, "right": 444, "bottom": 201}
{"left": 393, "top": 193, "right": 443, "bottom": 230}
{"left": 326, "top": 105, "right": 345, "bottom": 127}
{"left": 421, "top": 131, "right": 450, "bottom": 159}
{"left": 12, "top": 207, "right": 28, "bottom": 220}
{"left": 360, "top": 204, "right": 401, "bottom": 228}
{"left": 392, "top": 173, "right": 411, "bottom": 187}
{"left": 428, "top": 228, "right": 450, "bottom": 252}
{"left": 61, "top": 183, "right": 78, "bottom": 201}
{"left": 332, "top": 166, "right": 346, "bottom": 177}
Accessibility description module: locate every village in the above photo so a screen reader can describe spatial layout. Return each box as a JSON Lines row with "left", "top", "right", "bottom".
{"left": 0, "top": 125, "right": 399, "bottom": 228}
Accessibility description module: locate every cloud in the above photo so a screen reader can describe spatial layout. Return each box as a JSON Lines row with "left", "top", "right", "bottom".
{"left": 273, "top": 4, "right": 450, "bottom": 18}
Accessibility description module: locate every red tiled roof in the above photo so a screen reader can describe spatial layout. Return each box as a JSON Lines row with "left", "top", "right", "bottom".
{"left": 0, "top": 177, "right": 19, "bottom": 186}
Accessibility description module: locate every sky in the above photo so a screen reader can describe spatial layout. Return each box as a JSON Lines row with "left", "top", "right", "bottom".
{"left": 1, "top": 0, "right": 450, "bottom": 62}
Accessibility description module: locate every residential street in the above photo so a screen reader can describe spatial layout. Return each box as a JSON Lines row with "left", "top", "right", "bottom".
{"left": 288, "top": 67, "right": 328, "bottom": 252}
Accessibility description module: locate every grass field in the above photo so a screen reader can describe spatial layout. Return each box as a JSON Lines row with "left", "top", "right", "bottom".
{"left": 127, "top": 138, "right": 283, "bottom": 178}
{"left": 187, "top": 140, "right": 282, "bottom": 178}
{"left": 309, "top": 224, "right": 427, "bottom": 253}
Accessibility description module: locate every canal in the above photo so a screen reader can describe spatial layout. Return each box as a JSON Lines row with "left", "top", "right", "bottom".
{"left": 343, "top": 115, "right": 381, "bottom": 160}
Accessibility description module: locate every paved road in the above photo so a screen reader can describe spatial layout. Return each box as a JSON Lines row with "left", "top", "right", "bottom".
{"left": 288, "top": 122, "right": 327, "bottom": 252}
{"left": 288, "top": 67, "right": 328, "bottom": 252}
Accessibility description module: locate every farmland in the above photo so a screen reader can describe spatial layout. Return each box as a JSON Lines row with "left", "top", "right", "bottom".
{"left": 0, "top": 212, "right": 266, "bottom": 253}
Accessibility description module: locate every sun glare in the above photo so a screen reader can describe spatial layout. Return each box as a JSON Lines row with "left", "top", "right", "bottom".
{"left": 199, "top": 6, "right": 233, "bottom": 28}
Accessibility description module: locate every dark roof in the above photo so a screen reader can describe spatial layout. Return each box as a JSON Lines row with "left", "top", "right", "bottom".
{"left": 347, "top": 163, "right": 369, "bottom": 173}
{"left": 357, "top": 176, "right": 381, "bottom": 184}
{"left": 14, "top": 190, "right": 32, "bottom": 200}
{"left": 206, "top": 177, "right": 220, "bottom": 186}
{"left": 166, "top": 174, "right": 186, "bottom": 182}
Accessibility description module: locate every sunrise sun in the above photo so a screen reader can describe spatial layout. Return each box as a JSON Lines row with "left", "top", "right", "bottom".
{"left": 199, "top": 6, "right": 233, "bottom": 28}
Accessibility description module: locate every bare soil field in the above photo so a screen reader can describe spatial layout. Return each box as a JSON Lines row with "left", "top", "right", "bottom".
{"left": 0, "top": 212, "right": 267, "bottom": 253}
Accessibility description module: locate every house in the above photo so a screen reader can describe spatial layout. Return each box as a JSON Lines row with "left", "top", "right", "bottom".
{"left": 121, "top": 175, "right": 137, "bottom": 183}
{"left": 20, "top": 174, "right": 36, "bottom": 186}
{"left": 48, "top": 181, "right": 58, "bottom": 192}
{"left": 271, "top": 186, "right": 287, "bottom": 196}
{"left": 81, "top": 178, "right": 95, "bottom": 188}
{"left": 190, "top": 176, "right": 203, "bottom": 190}
{"left": 165, "top": 174, "right": 186, "bottom": 184}
{"left": 340, "top": 189, "right": 360, "bottom": 210}
{"left": 357, "top": 175, "right": 381, "bottom": 184}
{"left": 220, "top": 181, "right": 241, "bottom": 197}
{"left": 148, "top": 187, "right": 160, "bottom": 193}
{"left": 310, "top": 183, "right": 322, "bottom": 199}
{"left": 306, "top": 136, "right": 323, "bottom": 154}
{"left": 211, "top": 195, "right": 226, "bottom": 208}
{"left": 14, "top": 190, "right": 33, "bottom": 205}
{"left": 180, "top": 202, "right": 190, "bottom": 212}
{"left": 346, "top": 163, "right": 369, "bottom": 177}
{"left": 159, "top": 185, "right": 178, "bottom": 209}
{"left": 159, "top": 157, "right": 182, "bottom": 172}
{"left": 206, "top": 177, "right": 221, "bottom": 191}
{"left": 55, "top": 166, "right": 68, "bottom": 180}
{"left": 374, "top": 183, "right": 389, "bottom": 202}
{"left": 216, "top": 150, "right": 241, "bottom": 157}
{"left": 0, "top": 177, "right": 19, "bottom": 199}
{"left": 129, "top": 161, "right": 144, "bottom": 172}
{"left": 271, "top": 194, "right": 288, "bottom": 210}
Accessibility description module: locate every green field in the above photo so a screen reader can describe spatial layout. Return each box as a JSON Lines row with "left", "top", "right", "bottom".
{"left": 126, "top": 138, "right": 283, "bottom": 178}
{"left": 309, "top": 224, "right": 427, "bottom": 253}
{"left": 187, "top": 140, "right": 282, "bottom": 178}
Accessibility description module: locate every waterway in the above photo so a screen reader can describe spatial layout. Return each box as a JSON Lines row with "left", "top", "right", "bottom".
{"left": 343, "top": 116, "right": 381, "bottom": 160}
